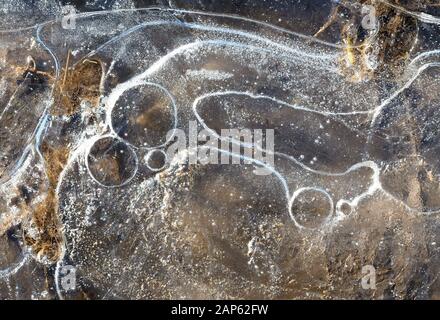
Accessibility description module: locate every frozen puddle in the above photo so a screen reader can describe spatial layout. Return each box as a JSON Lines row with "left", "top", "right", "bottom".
{"left": 1, "top": 3, "right": 440, "bottom": 299}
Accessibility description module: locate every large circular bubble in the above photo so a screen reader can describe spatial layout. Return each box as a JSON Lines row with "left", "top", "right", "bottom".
{"left": 86, "top": 136, "right": 138, "bottom": 187}
{"left": 289, "top": 187, "right": 334, "bottom": 229}
{"left": 111, "top": 83, "right": 176, "bottom": 149}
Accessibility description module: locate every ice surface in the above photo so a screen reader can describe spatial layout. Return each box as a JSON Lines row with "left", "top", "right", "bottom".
{"left": 1, "top": 0, "right": 440, "bottom": 299}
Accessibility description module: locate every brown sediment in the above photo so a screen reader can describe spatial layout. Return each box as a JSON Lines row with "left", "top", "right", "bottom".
{"left": 314, "top": 0, "right": 418, "bottom": 81}
{"left": 371, "top": 1, "right": 418, "bottom": 72}
{"left": 134, "top": 97, "right": 171, "bottom": 130}
{"left": 22, "top": 144, "right": 69, "bottom": 263}
{"left": 347, "top": 0, "right": 416, "bottom": 81}
{"left": 20, "top": 56, "right": 104, "bottom": 263}
{"left": 52, "top": 56, "right": 103, "bottom": 116}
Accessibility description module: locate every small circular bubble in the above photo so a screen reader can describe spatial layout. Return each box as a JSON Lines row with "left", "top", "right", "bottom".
{"left": 144, "top": 149, "right": 167, "bottom": 172}
{"left": 337, "top": 200, "right": 353, "bottom": 216}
